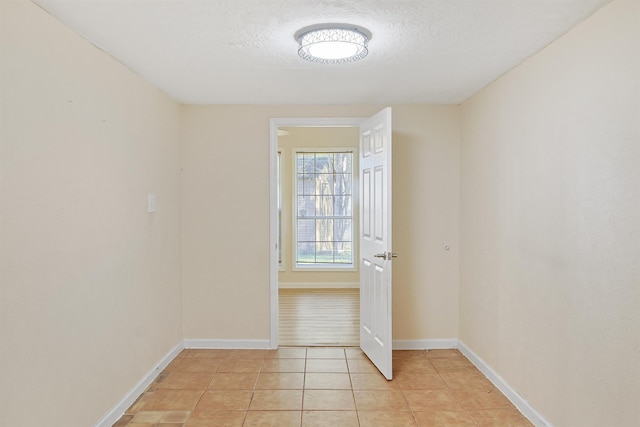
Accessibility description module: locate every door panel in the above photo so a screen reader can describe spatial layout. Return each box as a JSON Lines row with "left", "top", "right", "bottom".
{"left": 359, "top": 108, "right": 393, "bottom": 379}
{"left": 362, "top": 169, "right": 371, "bottom": 239}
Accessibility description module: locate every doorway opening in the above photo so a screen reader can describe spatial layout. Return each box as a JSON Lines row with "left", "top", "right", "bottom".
{"left": 269, "top": 118, "right": 366, "bottom": 348}
{"left": 270, "top": 108, "right": 394, "bottom": 378}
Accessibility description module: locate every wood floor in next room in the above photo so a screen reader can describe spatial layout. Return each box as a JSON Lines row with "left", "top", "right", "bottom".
{"left": 278, "top": 288, "right": 359, "bottom": 347}
{"left": 113, "top": 347, "right": 533, "bottom": 426}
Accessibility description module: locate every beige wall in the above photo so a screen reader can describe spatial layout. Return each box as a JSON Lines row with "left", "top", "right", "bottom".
{"left": 181, "top": 105, "right": 461, "bottom": 341}
{"left": 460, "top": 1, "right": 640, "bottom": 426}
{"left": 0, "top": 1, "right": 183, "bottom": 426}
{"left": 278, "top": 126, "right": 360, "bottom": 286}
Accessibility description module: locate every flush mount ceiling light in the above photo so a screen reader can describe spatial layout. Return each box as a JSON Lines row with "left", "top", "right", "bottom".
{"left": 295, "top": 24, "right": 371, "bottom": 64}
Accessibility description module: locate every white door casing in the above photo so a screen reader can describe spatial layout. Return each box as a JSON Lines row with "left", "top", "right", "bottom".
{"left": 359, "top": 108, "right": 393, "bottom": 379}
{"left": 269, "top": 117, "right": 367, "bottom": 349}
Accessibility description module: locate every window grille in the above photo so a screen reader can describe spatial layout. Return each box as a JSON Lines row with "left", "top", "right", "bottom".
{"left": 295, "top": 151, "right": 353, "bottom": 267}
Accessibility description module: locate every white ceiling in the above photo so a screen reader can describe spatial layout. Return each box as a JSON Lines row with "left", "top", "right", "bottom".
{"left": 33, "top": 0, "right": 609, "bottom": 105}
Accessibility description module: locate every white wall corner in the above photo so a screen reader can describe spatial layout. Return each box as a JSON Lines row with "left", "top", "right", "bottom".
{"left": 94, "top": 341, "right": 185, "bottom": 427}
{"left": 183, "top": 339, "right": 272, "bottom": 349}
{"left": 457, "top": 341, "right": 554, "bottom": 427}
{"left": 392, "top": 339, "right": 458, "bottom": 350}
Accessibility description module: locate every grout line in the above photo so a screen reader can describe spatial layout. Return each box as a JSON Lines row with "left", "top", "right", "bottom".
{"left": 344, "top": 349, "right": 363, "bottom": 427}
{"left": 115, "top": 347, "right": 524, "bottom": 427}
{"left": 301, "top": 347, "right": 308, "bottom": 414}
{"left": 395, "top": 363, "right": 416, "bottom": 427}
{"left": 431, "top": 354, "right": 480, "bottom": 426}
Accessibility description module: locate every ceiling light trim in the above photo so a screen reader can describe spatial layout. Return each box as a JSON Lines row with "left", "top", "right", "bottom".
{"left": 295, "top": 23, "right": 371, "bottom": 64}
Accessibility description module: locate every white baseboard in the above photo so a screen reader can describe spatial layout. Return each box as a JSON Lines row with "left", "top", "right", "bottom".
{"left": 184, "top": 339, "right": 273, "bottom": 349}
{"left": 458, "top": 341, "right": 553, "bottom": 427}
{"left": 393, "top": 339, "right": 458, "bottom": 350}
{"left": 278, "top": 282, "right": 360, "bottom": 289}
{"left": 94, "top": 341, "right": 184, "bottom": 427}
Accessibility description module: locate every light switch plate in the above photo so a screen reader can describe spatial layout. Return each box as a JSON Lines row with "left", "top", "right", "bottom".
{"left": 148, "top": 194, "right": 157, "bottom": 213}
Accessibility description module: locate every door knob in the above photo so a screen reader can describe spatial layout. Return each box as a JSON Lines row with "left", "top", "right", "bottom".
{"left": 373, "top": 252, "right": 398, "bottom": 260}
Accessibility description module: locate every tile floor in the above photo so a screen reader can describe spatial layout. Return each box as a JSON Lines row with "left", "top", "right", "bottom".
{"left": 113, "top": 348, "right": 533, "bottom": 427}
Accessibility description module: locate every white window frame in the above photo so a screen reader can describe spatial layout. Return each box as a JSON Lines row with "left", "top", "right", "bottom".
{"left": 292, "top": 147, "right": 358, "bottom": 271}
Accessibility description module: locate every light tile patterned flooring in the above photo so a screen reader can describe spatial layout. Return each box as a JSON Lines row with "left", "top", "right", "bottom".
{"left": 113, "top": 347, "right": 533, "bottom": 427}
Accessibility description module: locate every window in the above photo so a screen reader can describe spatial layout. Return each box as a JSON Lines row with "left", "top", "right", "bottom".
{"left": 277, "top": 150, "right": 283, "bottom": 266}
{"left": 295, "top": 150, "right": 354, "bottom": 268}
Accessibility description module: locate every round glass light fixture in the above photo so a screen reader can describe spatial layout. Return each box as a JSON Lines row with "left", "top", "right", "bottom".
{"left": 295, "top": 24, "right": 371, "bottom": 64}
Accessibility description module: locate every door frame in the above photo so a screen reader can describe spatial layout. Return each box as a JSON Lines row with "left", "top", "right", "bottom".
{"left": 269, "top": 117, "right": 367, "bottom": 348}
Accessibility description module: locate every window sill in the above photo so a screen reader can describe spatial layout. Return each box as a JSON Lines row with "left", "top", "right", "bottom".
{"left": 293, "top": 264, "right": 357, "bottom": 272}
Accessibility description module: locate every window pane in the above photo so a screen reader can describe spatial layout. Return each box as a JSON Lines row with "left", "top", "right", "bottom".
{"left": 302, "top": 153, "right": 314, "bottom": 173}
{"left": 318, "top": 173, "right": 334, "bottom": 194}
{"left": 297, "top": 195, "right": 315, "bottom": 217}
{"left": 334, "top": 195, "right": 351, "bottom": 217}
{"left": 297, "top": 242, "right": 315, "bottom": 263}
{"left": 334, "top": 152, "right": 351, "bottom": 173}
{"left": 303, "top": 175, "right": 315, "bottom": 195}
{"left": 318, "top": 196, "right": 334, "bottom": 217}
{"left": 333, "top": 219, "right": 352, "bottom": 242}
{"left": 297, "top": 219, "right": 315, "bottom": 242}
{"left": 315, "top": 153, "right": 332, "bottom": 173}
{"left": 316, "top": 218, "right": 334, "bottom": 242}
{"left": 335, "top": 242, "right": 352, "bottom": 263}
{"left": 315, "top": 242, "right": 334, "bottom": 263}
{"left": 334, "top": 174, "right": 352, "bottom": 195}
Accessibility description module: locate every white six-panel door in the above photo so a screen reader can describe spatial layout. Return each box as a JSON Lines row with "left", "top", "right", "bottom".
{"left": 359, "top": 108, "right": 393, "bottom": 379}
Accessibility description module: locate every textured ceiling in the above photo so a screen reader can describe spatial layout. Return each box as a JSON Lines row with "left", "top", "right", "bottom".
{"left": 33, "top": 0, "right": 609, "bottom": 105}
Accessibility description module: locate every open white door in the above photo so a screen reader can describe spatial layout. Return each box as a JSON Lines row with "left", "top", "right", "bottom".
{"left": 359, "top": 108, "right": 393, "bottom": 379}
